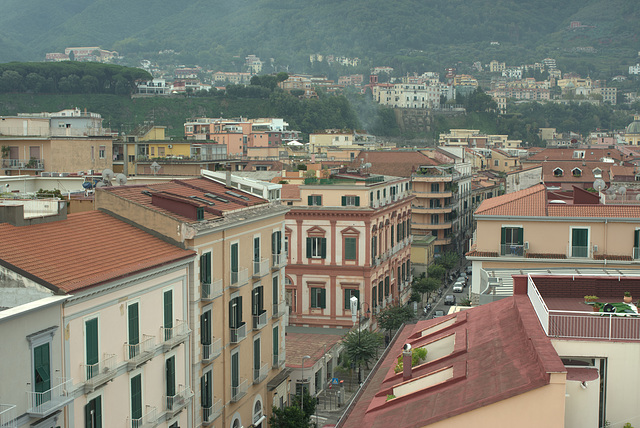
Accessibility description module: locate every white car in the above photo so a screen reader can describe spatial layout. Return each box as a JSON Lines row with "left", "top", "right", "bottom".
{"left": 453, "top": 281, "right": 464, "bottom": 293}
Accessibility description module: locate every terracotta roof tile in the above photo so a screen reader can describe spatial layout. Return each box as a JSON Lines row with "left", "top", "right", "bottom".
{"left": 285, "top": 332, "right": 343, "bottom": 368}
{"left": 528, "top": 147, "right": 624, "bottom": 162}
{"left": 548, "top": 204, "right": 640, "bottom": 218}
{"left": 0, "top": 211, "right": 194, "bottom": 293}
{"left": 352, "top": 151, "right": 439, "bottom": 177}
{"left": 475, "top": 184, "right": 547, "bottom": 216}
{"left": 280, "top": 184, "right": 301, "bottom": 200}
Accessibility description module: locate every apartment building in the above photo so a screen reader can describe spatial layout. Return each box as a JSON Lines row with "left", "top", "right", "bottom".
{"left": 0, "top": 206, "right": 195, "bottom": 428}
{"left": 96, "top": 175, "right": 289, "bottom": 428}
{"left": 467, "top": 184, "right": 640, "bottom": 303}
{"left": 284, "top": 169, "right": 413, "bottom": 328}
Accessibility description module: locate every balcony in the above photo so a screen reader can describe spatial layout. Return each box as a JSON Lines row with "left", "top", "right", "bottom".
{"left": 125, "top": 335, "right": 155, "bottom": 370}
{"left": 0, "top": 404, "right": 16, "bottom": 428}
{"left": 253, "top": 258, "right": 269, "bottom": 278}
{"left": 127, "top": 406, "right": 158, "bottom": 428}
{"left": 571, "top": 245, "right": 589, "bottom": 258}
{"left": 231, "top": 379, "right": 248, "bottom": 402}
{"left": 1, "top": 158, "right": 44, "bottom": 170}
{"left": 230, "top": 267, "right": 249, "bottom": 288}
{"left": 230, "top": 323, "right": 247, "bottom": 344}
{"left": 500, "top": 244, "right": 525, "bottom": 257}
{"left": 253, "top": 310, "right": 268, "bottom": 330}
{"left": 166, "top": 386, "right": 193, "bottom": 418}
{"left": 160, "top": 320, "right": 190, "bottom": 352}
{"left": 202, "top": 338, "right": 222, "bottom": 363}
{"left": 272, "top": 252, "right": 287, "bottom": 269}
{"left": 272, "top": 302, "right": 285, "bottom": 319}
{"left": 411, "top": 205, "right": 453, "bottom": 214}
{"left": 412, "top": 221, "right": 452, "bottom": 231}
{"left": 412, "top": 190, "right": 454, "bottom": 199}
{"left": 272, "top": 353, "right": 286, "bottom": 369}
{"left": 82, "top": 353, "right": 117, "bottom": 393}
{"left": 26, "top": 378, "right": 73, "bottom": 418}
{"left": 254, "top": 362, "right": 269, "bottom": 384}
{"left": 202, "top": 279, "right": 223, "bottom": 302}
{"left": 202, "top": 399, "right": 222, "bottom": 426}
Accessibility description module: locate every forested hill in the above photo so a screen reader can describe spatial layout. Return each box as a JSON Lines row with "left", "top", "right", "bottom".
{"left": 1, "top": 0, "right": 638, "bottom": 73}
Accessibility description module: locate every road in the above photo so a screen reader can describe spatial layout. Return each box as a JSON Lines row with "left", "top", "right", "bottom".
{"left": 422, "top": 264, "right": 471, "bottom": 319}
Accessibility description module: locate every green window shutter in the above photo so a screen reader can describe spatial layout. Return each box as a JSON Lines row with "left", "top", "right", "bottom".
{"left": 166, "top": 357, "right": 175, "bottom": 397}
{"left": 344, "top": 289, "right": 350, "bottom": 310}
{"left": 345, "top": 237, "right": 356, "bottom": 260}
{"left": 353, "top": 290, "right": 360, "bottom": 309}
{"left": 321, "top": 238, "right": 327, "bottom": 259}
{"left": 385, "top": 277, "right": 389, "bottom": 295}
{"left": 372, "top": 286, "right": 377, "bottom": 306}
{"left": 308, "top": 195, "right": 313, "bottom": 205}
{"left": 254, "top": 237, "right": 260, "bottom": 262}
{"left": 85, "top": 318, "right": 99, "bottom": 367}
{"left": 355, "top": 196, "right": 360, "bottom": 206}
{"left": 273, "top": 326, "right": 279, "bottom": 358}
{"left": 200, "top": 253, "right": 211, "bottom": 283}
{"left": 517, "top": 227, "right": 524, "bottom": 245}
{"left": 254, "top": 338, "right": 260, "bottom": 371}
{"left": 306, "top": 237, "right": 312, "bottom": 258}
{"left": 201, "top": 310, "right": 211, "bottom": 345}
{"left": 320, "top": 288, "right": 326, "bottom": 308}
{"left": 164, "top": 290, "right": 173, "bottom": 330}
{"left": 231, "top": 353, "right": 239, "bottom": 388}
{"left": 231, "top": 243, "right": 238, "bottom": 273}
{"left": 128, "top": 303, "right": 139, "bottom": 346}
{"left": 34, "top": 343, "right": 50, "bottom": 394}
{"left": 85, "top": 396, "right": 102, "bottom": 428}
{"left": 200, "top": 375, "right": 207, "bottom": 407}
{"left": 500, "top": 227, "right": 506, "bottom": 245}
{"left": 635, "top": 230, "right": 640, "bottom": 248}
{"left": 273, "top": 276, "right": 278, "bottom": 306}
{"left": 341, "top": 196, "right": 346, "bottom": 206}
{"left": 572, "top": 228, "right": 588, "bottom": 246}
{"left": 131, "top": 374, "right": 142, "bottom": 419}
{"left": 311, "top": 288, "right": 317, "bottom": 308}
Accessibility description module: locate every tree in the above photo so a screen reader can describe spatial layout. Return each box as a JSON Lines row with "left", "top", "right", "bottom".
{"left": 342, "top": 328, "right": 383, "bottom": 370}
{"left": 427, "top": 264, "right": 446, "bottom": 281}
{"left": 437, "top": 252, "right": 459, "bottom": 271}
{"left": 269, "top": 403, "right": 309, "bottom": 428}
{"left": 376, "top": 304, "right": 415, "bottom": 336}
{"left": 413, "top": 277, "right": 440, "bottom": 304}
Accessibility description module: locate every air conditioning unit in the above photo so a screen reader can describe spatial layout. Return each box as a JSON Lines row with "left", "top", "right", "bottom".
{"left": 524, "top": 241, "right": 529, "bottom": 250}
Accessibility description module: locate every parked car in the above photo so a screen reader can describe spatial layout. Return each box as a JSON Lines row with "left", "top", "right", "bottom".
{"left": 453, "top": 281, "right": 464, "bottom": 293}
{"left": 465, "top": 266, "right": 472, "bottom": 275}
{"left": 433, "top": 310, "right": 445, "bottom": 318}
{"left": 444, "top": 295, "right": 456, "bottom": 305}
{"left": 456, "top": 276, "right": 467, "bottom": 286}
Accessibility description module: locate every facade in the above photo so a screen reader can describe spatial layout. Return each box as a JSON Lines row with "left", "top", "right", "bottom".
{"left": 284, "top": 170, "right": 413, "bottom": 328}
{"left": 467, "top": 184, "right": 640, "bottom": 303}
{"left": 95, "top": 175, "right": 289, "bottom": 428}
{"left": 136, "top": 79, "right": 170, "bottom": 95}
{"left": 504, "top": 165, "right": 542, "bottom": 194}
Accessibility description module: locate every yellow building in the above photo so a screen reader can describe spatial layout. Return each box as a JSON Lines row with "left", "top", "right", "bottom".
{"left": 624, "top": 115, "right": 640, "bottom": 145}
{"left": 410, "top": 234, "right": 437, "bottom": 275}
{"left": 488, "top": 149, "right": 521, "bottom": 172}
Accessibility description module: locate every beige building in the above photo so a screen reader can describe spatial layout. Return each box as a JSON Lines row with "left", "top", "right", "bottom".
{"left": 96, "top": 175, "right": 290, "bottom": 428}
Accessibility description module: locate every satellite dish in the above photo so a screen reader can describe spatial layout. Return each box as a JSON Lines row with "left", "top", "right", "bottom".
{"left": 636, "top": 194, "right": 640, "bottom": 201}
{"left": 115, "top": 174, "right": 128, "bottom": 186}
{"left": 593, "top": 179, "right": 606, "bottom": 192}
{"left": 610, "top": 194, "right": 616, "bottom": 200}
{"left": 617, "top": 186, "right": 627, "bottom": 195}
{"left": 95, "top": 181, "right": 106, "bottom": 188}
{"left": 603, "top": 303, "right": 615, "bottom": 313}
{"left": 102, "top": 169, "right": 114, "bottom": 181}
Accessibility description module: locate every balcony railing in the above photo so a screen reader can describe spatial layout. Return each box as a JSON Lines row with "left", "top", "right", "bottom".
{"left": 26, "top": 378, "right": 73, "bottom": 418}
{"left": 0, "top": 404, "right": 17, "bottom": 428}
{"left": 202, "top": 279, "right": 223, "bottom": 301}
{"left": 272, "top": 252, "right": 286, "bottom": 268}
{"left": 202, "top": 338, "right": 222, "bottom": 363}
{"left": 160, "top": 320, "right": 190, "bottom": 351}
{"left": 272, "top": 302, "right": 285, "bottom": 319}
{"left": 254, "top": 362, "right": 269, "bottom": 384}
{"left": 1, "top": 158, "right": 44, "bottom": 170}
{"left": 127, "top": 405, "right": 157, "bottom": 428}
{"left": 634, "top": 247, "right": 640, "bottom": 260}
{"left": 82, "top": 353, "right": 117, "bottom": 393}
{"left": 500, "top": 244, "right": 525, "bottom": 257}
{"left": 253, "top": 310, "right": 268, "bottom": 330}
{"left": 230, "top": 323, "right": 247, "bottom": 344}
{"left": 202, "top": 399, "right": 222, "bottom": 425}
{"left": 230, "top": 267, "right": 249, "bottom": 288}
{"left": 125, "top": 335, "right": 155, "bottom": 369}
{"left": 253, "top": 258, "right": 269, "bottom": 278}
{"left": 272, "top": 353, "right": 286, "bottom": 369}
{"left": 231, "top": 379, "right": 248, "bottom": 402}
{"left": 166, "top": 386, "right": 193, "bottom": 416}
{"left": 571, "top": 245, "right": 589, "bottom": 258}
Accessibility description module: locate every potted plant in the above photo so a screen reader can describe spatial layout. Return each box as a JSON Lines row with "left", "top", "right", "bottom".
{"left": 584, "top": 295, "right": 599, "bottom": 304}
{"left": 624, "top": 291, "right": 633, "bottom": 304}
{"left": 593, "top": 303, "right": 602, "bottom": 312}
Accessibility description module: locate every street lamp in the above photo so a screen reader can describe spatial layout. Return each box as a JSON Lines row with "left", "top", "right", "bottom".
{"left": 350, "top": 296, "right": 371, "bottom": 387}
{"left": 301, "top": 355, "right": 311, "bottom": 412}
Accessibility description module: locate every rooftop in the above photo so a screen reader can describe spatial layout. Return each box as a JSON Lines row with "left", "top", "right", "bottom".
{"left": 285, "top": 330, "right": 344, "bottom": 368}
{"left": 0, "top": 210, "right": 194, "bottom": 293}
{"left": 351, "top": 151, "right": 439, "bottom": 178}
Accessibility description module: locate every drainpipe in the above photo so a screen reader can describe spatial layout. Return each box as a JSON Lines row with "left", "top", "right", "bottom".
{"left": 402, "top": 343, "right": 412, "bottom": 381}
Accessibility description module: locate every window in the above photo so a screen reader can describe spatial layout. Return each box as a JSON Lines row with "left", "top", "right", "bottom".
{"left": 231, "top": 352, "right": 239, "bottom": 393}
{"left": 272, "top": 276, "right": 279, "bottom": 309}
{"left": 553, "top": 168, "right": 563, "bottom": 177}
{"left": 306, "top": 237, "right": 327, "bottom": 259}
{"left": 572, "top": 168, "right": 582, "bottom": 177}
{"left": 307, "top": 195, "right": 322, "bottom": 206}
{"left": 252, "top": 286, "right": 264, "bottom": 327}
{"left": 431, "top": 214, "right": 439, "bottom": 225}
{"left": 371, "top": 235, "right": 377, "bottom": 259}
{"left": 231, "top": 243, "right": 239, "bottom": 284}
{"left": 494, "top": 160, "right": 499, "bottom": 167}
{"left": 635, "top": 230, "right": 640, "bottom": 259}
{"left": 163, "top": 289, "right": 173, "bottom": 341}
{"left": 229, "top": 296, "right": 243, "bottom": 330}
{"left": 344, "top": 237, "right": 357, "bottom": 261}
{"left": 200, "top": 309, "right": 212, "bottom": 358}
{"left": 384, "top": 277, "right": 390, "bottom": 296}
{"left": 315, "top": 369, "right": 323, "bottom": 394}
{"left": 430, "top": 199, "right": 441, "bottom": 208}
{"left": 34, "top": 343, "right": 51, "bottom": 398}
{"left": 99, "top": 145, "right": 106, "bottom": 159}
{"left": 166, "top": 356, "right": 176, "bottom": 401}
{"left": 254, "top": 236, "right": 260, "bottom": 274}
{"left": 310, "top": 287, "right": 326, "bottom": 309}
{"left": 273, "top": 326, "right": 279, "bottom": 363}
{"left": 344, "top": 289, "right": 359, "bottom": 310}
{"left": 372, "top": 286, "right": 377, "bottom": 309}
{"left": 127, "top": 302, "right": 139, "bottom": 358}
{"left": 253, "top": 338, "right": 261, "bottom": 381}
{"left": 500, "top": 226, "right": 524, "bottom": 256}
{"left": 571, "top": 228, "right": 589, "bottom": 257}
{"left": 200, "top": 252, "right": 211, "bottom": 285}
{"left": 131, "top": 374, "right": 142, "bottom": 422}
{"left": 341, "top": 196, "right": 360, "bottom": 207}
{"left": 272, "top": 231, "right": 282, "bottom": 257}
{"left": 196, "top": 207, "right": 204, "bottom": 220}
{"left": 378, "top": 281, "right": 384, "bottom": 303}
{"left": 201, "top": 371, "right": 212, "bottom": 421}
{"left": 85, "top": 395, "right": 102, "bottom": 428}
{"left": 85, "top": 318, "right": 99, "bottom": 381}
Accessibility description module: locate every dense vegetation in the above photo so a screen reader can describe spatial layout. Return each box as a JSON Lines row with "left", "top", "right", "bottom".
{"left": 0, "top": 62, "right": 150, "bottom": 95}
{"left": 1, "top": 0, "right": 639, "bottom": 78}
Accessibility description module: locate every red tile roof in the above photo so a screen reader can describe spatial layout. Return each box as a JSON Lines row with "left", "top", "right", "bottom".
{"left": 280, "top": 184, "right": 301, "bottom": 201}
{"left": 475, "top": 184, "right": 547, "bottom": 216}
{"left": 341, "top": 296, "right": 565, "bottom": 428}
{"left": 0, "top": 211, "right": 194, "bottom": 293}
{"left": 101, "top": 177, "right": 266, "bottom": 223}
{"left": 541, "top": 161, "right": 612, "bottom": 187}
{"left": 352, "top": 151, "right": 439, "bottom": 177}
{"left": 285, "top": 332, "right": 343, "bottom": 368}
{"left": 528, "top": 147, "right": 624, "bottom": 162}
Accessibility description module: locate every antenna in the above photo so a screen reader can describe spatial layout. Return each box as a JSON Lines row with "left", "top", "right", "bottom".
{"left": 115, "top": 173, "right": 128, "bottom": 186}
{"left": 150, "top": 162, "right": 161, "bottom": 176}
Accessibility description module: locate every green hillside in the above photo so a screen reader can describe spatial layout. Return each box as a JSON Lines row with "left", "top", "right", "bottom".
{"left": 1, "top": 0, "right": 638, "bottom": 75}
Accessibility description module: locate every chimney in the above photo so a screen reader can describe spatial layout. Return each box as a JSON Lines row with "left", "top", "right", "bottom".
{"left": 225, "top": 164, "right": 232, "bottom": 187}
{"left": 402, "top": 343, "right": 412, "bottom": 381}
